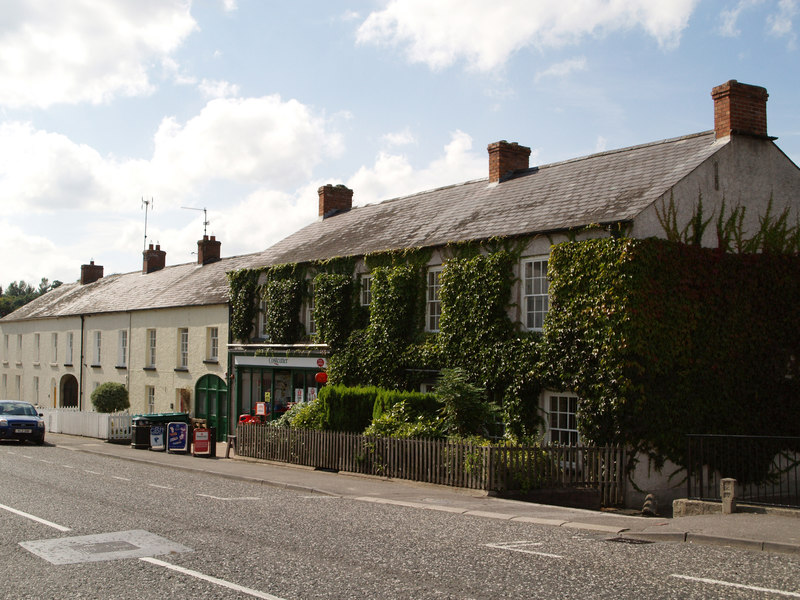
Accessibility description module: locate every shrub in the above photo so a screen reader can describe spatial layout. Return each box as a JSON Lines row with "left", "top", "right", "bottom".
{"left": 317, "top": 384, "right": 380, "bottom": 432}
{"left": 90, "top": 382, "right": 129, "bottom": 413}
{"left": 435, "top": 368, "right": 498, "bottom": 438}
{"left": 270, "top": 401, "right": 325, "bottom": 429}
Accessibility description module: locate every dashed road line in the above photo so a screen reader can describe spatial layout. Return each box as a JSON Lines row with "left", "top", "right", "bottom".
{"left": 148, "top": 484, "right": 173, "bottom": 489}
{"left": 671, "top": 574, "right": 800, "bottom": 598}
{"left": 486, "top": 541, "right": 564, "bottom": 559}
{"left": 197, "top": 494, "right": 261, "bottom": 501}
{"left": 84, "top": 470, "right": 103, "bottom": 475}
{"left": 0, "top": 502, "right": 71, "bottom": 532}
{"left": 112, "top": 476, "right": 131, "bottom": 481}
{"left": 140, "top": 557, "right": 286, "bottom": 599}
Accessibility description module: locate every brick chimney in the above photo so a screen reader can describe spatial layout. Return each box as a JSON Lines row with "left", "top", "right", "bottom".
{"left": 318, "top": 184, "right": 353, "bottom": 219}
{"left": 488, "top": 141, "right": 531, "bottom": 183}
{"left": 142, "top": 243, "right": 166, "bottom": 274}
{"left": 80, "top": 261, "right": 103, "bottom": 285}
{"left": 711, "top": 80, "right": 769, "bottom": 139}
{"left": 197, "top": 235, "right": 221, "bottom": 265}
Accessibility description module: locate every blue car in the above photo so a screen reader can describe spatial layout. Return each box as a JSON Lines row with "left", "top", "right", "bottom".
{"left": 0, "top": 400, "right": 46, "bottom": 445}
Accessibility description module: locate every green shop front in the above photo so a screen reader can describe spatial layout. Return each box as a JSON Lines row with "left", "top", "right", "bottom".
{"left": 232, "top": 354, "right": 328, "bottom": 421}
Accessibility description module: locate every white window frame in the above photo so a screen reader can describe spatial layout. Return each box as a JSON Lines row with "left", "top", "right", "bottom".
{"left": 426, "top": 267, "right": 443, "bottom": 333}
{"left": 547, "top": 393, "right": 579, "bottom": 445}
{"left": 118, "top": 330, "right": 128, "bottom": 368}
{"left": 522, "top": 257, "right": 549, "bottom": 332}
{"left": 147, "top": 329, "right": 157, "bottom": 368}
{"left": 258, "top": 299, "right": 269, "bottom": 339}
{"left": 360, "top": 275, "right": 372, "bottom": 306}
{"left": 93, "top": 331, "right": 101, "bottom": 365}
{"left": 15, "top": 374, "right": 21, "bottom": 400}
{"left": 306, "top": 283, "right": 316, "bottom": 335}
{"left": 51, "top": 333, "right": 58, "bottom": 363}
{"left": 207, "top": 327, "right": 219, "bottom": 362}
{"left": 146, "top": 385, "right": 155, "bottom": 414}
{"left": 178, "top": 328, "right": 189, "bottom": 368}
{"left": 66, "top": 332, "right": 73, "bottom": 365}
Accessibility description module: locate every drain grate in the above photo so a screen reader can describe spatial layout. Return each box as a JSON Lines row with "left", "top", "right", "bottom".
{"left": 607, "top": 536, "right": 654, "bottom": 545}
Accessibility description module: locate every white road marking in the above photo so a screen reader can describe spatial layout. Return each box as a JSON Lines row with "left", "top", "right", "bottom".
{"left": 486, "top": 541, "right": 563, "bottom": 559}
{"left": 0, "top": 502, "right": 71, "bottom": 532}
{"left": 672, "top": 574, "right": 800, "bottom": 598}
{"left": 148, "top": 484, "right": 172, "bottom": 489}
{"left": 38, "top": 459, "right": 55, "bottom": 464}
{"left": 22, "top": 454, "right": 33, "bottom": 459}
{"left": 84, "top": 470, "right": 102, "bottom": 475}
{"left": 111, "top": 476, "right": 131, "bottom": 481}
{"left": 140, "top": 557, "right": 286, "bottom": 600}
{"left": 61, "top": 464, "right": 75, "bottom": 469}
{"left": 197, "top": 494, "right": 260, "bottom": 501}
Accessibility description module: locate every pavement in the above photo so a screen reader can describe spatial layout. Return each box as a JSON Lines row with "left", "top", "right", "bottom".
{"left": 46, "top": 433, "right": 800, "bottom": 556}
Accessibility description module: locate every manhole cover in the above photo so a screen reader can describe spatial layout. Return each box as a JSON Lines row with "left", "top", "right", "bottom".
{"left": 20, "top": 530, "right": 192, "bottom": 564}
{"left": 607, "top": 537, "right": 654, "bottom": 545}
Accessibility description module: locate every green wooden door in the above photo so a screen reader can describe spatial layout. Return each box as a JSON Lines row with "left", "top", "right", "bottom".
{"left": 195, "top": 375, "right": 228, "bottom": 440}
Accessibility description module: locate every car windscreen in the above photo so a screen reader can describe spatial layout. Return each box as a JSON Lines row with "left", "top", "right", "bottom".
{"left": 1, "top": 403, "right": 38, "bottom": 417}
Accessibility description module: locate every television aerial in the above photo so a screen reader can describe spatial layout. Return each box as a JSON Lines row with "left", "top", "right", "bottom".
{"left": 181, "top": 206, "right": 210, "bottom": 237}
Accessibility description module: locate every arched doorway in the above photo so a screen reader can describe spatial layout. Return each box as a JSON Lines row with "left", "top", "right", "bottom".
{"left": 195, "top": 375, "right": 228, "bottom": 440}
{"left": 60, "top": 374, "right": 78, "bottom": 408}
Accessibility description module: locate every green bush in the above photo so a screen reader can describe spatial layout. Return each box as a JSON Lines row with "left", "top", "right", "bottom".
{"left": 372, "top": 389, "right": 438, "bottom": 420}
{"left": 270, "top": 400, "right": 325, "bottom": 429}
{"left": 317, "top": 384, "right": 380, "bottom": 432}
{"left": 435, "top": 368, "right": 498, "bottom": 438}
{"left": 90, "top": 382, "right": 129, "bottom": 413}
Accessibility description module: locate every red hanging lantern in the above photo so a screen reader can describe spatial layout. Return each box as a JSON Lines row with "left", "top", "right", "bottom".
{"left": 315, "top": 372, "right": 328, "bottom": 384}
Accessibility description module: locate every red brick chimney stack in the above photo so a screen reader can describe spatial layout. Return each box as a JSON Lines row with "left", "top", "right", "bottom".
{"left": 488, "top": 141, "right": 532, "bottom": 183}
{"left": 711, "top": 80, "right": 769, "bottom": 139}
{"left": 318, "top": 184, "right": 353, "bottom": 219}
{"left": 197, "top": 235, "right": 221, "bottom": 265}
{"left": 143, "top": 243, "right": 166, "bottom": 274}
{"left": 80, "top": 260, "right": 104, "bottom": 285}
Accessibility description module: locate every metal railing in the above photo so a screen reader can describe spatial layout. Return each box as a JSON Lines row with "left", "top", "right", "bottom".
{"left": 687, "top": 434, "right": 800, "bottom": 508}
{"left": 237, "top": 425, "right": 626, "bottom": 505}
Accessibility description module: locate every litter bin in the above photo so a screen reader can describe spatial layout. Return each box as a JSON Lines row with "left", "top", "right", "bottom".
{"left": 131, "top": 417, "right": 152, "bottom": 449}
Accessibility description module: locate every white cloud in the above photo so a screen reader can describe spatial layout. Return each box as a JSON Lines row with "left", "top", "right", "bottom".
{"left": 382, "top": 128, "right": 416, "bottom": 147}
{"left": 198, "top": 79, "right": 241, "bottom": 98}
{"left": 594, "top": 136, "right": 608, "bottom": 153}
{"left": 356, "top": 0, "right": 699, "bottom": 71}
{"left": 0, "top": 0, "right": 197, "bottom": 108}
{"left": 534, "top": 57, "right": 587, "bottom": 82}
{"left": 768, "top": 0, "right": 798, "bottom": 45}
{"left": 718, "top": 0, "right": 764, "bottom": 37}
{"left": 347, "top": 130, "right": 487, "bottom": 205}
{"left": 221, "top": 0, "right": 238, "bottom": 12}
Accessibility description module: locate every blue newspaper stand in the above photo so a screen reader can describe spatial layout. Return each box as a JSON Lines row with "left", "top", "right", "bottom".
{"left": 167, "top": 422, "right": 189, "bottom": 453}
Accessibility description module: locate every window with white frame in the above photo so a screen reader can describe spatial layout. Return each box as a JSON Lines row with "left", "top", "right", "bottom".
{"left": 34, "top": 333, "right": 40, "bottom": 362}
{"left": 207, "top": 327, "right": 219, "bottom": 362}
{"left": 33, "top": 376, "right": 39, "bottom": 404}
{"left": 522, "top": 257, "right": 549, "bottom": 331}
{"left": 147, "top": 329, "right": 157, "bottom": 368}
{"left": 146, "top": 385, "right": 155, "bottom": 413}
{"left": 426, "top": 267, "right": 443, "bottom": 332}
{"left": 360, "top": 275, "right": 372, "bottom": 306}
{"left": 178, "top": 328, "right": 189, "bottom": 368}
{"left": 17, "top": 334, "right": 22, "bottom": 362}
{"left": 51, "top": 333, "right": 58, "bottom": 363}
{"left": 3, "top": 334, "right": 8, "bottom": 362}
{"left": 93, "top": 331, "right": 101, "bottom": 365}
{"left": 547, "top": 394, "right": 578, "bottom": 445}
{"left": 306, "top": 284, "right": 316, "bottom": 335}
{"left": 15, "top": 374, "right": 21, "bottom": 400}
{"left": 66, "top": 332, "right": 73, "bottom": 365}
{"left": 118, "top": 330, "right": 127, "bottom": 367}
{"left": 258, "top": 299, "right": 269, "bottom": 339}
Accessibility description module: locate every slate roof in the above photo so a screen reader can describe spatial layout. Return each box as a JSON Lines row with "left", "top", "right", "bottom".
{"left": 251, "top": 131, "right": 725, "bottom": 267}
{"left": 1, "top": 253, "right": 264, "bottom": 322}
{"left": 3, "top": 130, "right": 726, "bottom": 323}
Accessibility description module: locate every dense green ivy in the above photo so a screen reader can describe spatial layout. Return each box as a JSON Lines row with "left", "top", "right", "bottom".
{"left": 313, "top": 273, "right": 352, "bottom": 350}
{"left": 544, "top": 237, "right": 800, "bottom": 466}
{"left": 227, "top": 268, "right": 261, "bottom": 342}
{"left": 264, "top": 278, "right": 303, "bottom": 343}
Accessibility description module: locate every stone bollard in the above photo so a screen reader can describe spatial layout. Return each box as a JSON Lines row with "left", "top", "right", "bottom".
{"left": 642, "top": 493, "right": 658, "bottom": 516}
{"left": 720, "top": 478, "right": 737, "bottom": 514}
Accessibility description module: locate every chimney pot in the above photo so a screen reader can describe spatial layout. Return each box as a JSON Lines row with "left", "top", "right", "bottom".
{"left": 488, "top": 140, "right": 531, "bottom": 183}
{"left": 711, "top": 80, "right": 769, "bottom": 139}
{"left": 318, "top": 184, "right": 353, "bottom": 219}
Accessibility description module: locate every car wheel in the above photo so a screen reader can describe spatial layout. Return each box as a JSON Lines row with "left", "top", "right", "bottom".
{"left": 35, "top": 438, "right": 45, "bottom": 445}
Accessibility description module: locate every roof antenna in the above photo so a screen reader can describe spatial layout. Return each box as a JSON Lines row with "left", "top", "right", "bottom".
{"left": 181, "top": 206, "right": 209, "bottom": 236}
{"left": 141, "top": 197, "right": 154, "bottom": 251}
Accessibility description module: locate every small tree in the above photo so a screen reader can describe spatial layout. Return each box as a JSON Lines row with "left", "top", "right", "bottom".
{"left": 91, "top": 382, "right": 130, "bottom": 413}
{"left": 436, "top": 368, "right": 496, "bottom": 438}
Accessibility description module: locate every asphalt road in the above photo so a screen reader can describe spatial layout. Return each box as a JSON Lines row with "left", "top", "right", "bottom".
{"left": 1, "top": 442, "right": 799, "bottom": 599}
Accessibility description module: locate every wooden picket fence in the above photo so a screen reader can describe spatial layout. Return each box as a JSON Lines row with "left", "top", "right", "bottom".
{"left": 236, "top": 425, "right": 626, "bottom": 505}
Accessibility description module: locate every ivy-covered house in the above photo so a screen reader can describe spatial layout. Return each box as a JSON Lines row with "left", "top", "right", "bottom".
{"left": 228, "top": 80, "right": 800, "bottom": 505}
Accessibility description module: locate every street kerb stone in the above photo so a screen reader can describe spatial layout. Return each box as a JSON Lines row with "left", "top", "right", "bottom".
{"left": 19, "top": 530, "right": 193, "bottom": 565}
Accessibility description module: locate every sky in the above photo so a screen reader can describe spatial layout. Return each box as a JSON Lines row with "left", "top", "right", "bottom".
{"left": 1, "top": 0, "right": 799, "bottom": 287}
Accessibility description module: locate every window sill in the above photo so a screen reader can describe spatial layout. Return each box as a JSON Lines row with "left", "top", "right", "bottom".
{"left": 64, "top": 363, "right": 73, "bottom": 367}
{"left": 115, "top": 365, "right": 128, "bottom": 370}
{"left": 1, "top": 360, "right": 7, "bottom": 366}
{"left": 203, "top": 359, "right": 219, "bottom": 364}
{"left": 174, "top": 367, "right": 189, "bottom": 372}
{"left": 49, "top": 362, "right": 58, "bottom": 367}
{"left": 32, "top": 362, "right": 40, "bottom": 367}
{"left": 143, "top": 366, "right": 157, "bottom": 371}
{"left": 90, "top": 364, "right": 101, "bottom": 369}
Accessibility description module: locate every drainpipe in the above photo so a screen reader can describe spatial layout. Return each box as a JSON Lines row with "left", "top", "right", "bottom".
{"left": 79, "top": 314, "right": 85, "bottom": 411}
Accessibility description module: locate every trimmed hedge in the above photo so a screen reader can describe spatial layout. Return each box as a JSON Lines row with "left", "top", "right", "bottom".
{"left": 317, "top": 384, "right": 380, "bottom": 432}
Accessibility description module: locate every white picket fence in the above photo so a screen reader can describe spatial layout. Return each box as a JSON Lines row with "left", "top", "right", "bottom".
{"left": 39, "top": 408, "right": 132, "bottom": 442}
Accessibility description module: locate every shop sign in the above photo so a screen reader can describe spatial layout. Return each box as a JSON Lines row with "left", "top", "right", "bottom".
{"left": 235, "top": 356, "right": 327, "bottom": 369}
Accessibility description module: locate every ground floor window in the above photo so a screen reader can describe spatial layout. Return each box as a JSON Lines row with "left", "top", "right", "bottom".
{"left": 237, "top": 366, "right": 322, "bottom": 420}
{"left": 547, "top": 394, "right": 578, "bottom": 445}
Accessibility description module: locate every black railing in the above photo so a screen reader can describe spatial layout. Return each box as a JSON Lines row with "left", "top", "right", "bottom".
{"left": 687, "top": 434, "right": 800, "bottom": 508}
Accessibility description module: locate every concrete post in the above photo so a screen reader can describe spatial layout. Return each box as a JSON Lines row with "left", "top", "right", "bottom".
{"left": 720, "top": 478, "right": 737, "bottom": 514}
